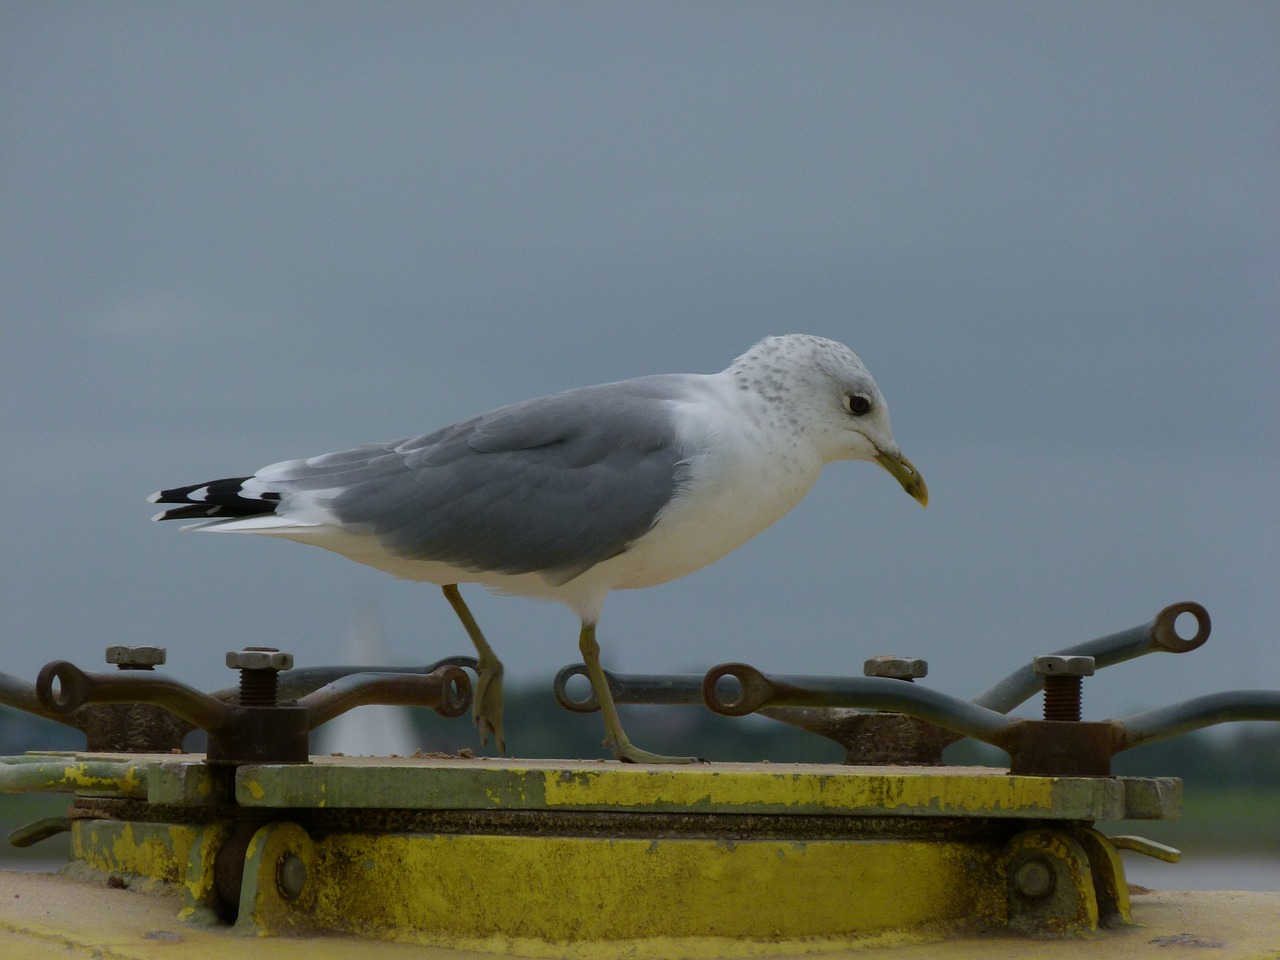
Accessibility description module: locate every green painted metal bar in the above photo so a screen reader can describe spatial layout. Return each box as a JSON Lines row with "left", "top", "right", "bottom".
{"left": 0, "top": 757, "right": 149, "bottom": 798}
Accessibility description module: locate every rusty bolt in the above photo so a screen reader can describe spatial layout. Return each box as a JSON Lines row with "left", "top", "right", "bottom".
{"left": 863, "top": 656, "right": 928, "bottom": 681}
{"left": 276, "top": 853, "right": 307, "bottom": 900}
{"left": 1033, "top": 655, "right": 1095, "bottom": 722}
{"left": 106, "top": 646, "right": 166, "bottom": 670}
{"left": 1013, "top": 857, "right": 1056, "bottom": 899}
{"left": 227, "top": 646, "right": 293, "bottom": 707}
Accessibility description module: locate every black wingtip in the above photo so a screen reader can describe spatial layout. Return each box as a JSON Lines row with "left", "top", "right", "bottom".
{"left": 148, "top": 476, "right": 274, "bottom": 521}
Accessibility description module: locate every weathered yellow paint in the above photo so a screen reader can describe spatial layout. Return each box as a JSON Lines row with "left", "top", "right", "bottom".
{"left": 71, "top": 820, "right": 198, "bottom": 887}
{"left": 245, "top": 828, "right": 1007, "bottom": 951}
{"left": 177, "top": 821, "right": 231, "bottom": 922}
{"left": 540, "top": 766, "right": 1060, "bottom": 814}
{"left": 237, "top": 821, "right": 318, "bottom": 937}
{"left": 60, "top": 761, "right": 143, "bottom": 796}
{"left": 22, "top": 755, "right": 1187, "bottom": 948}
{"left": 69, "top": 816, "right": 231, "bottom": 924}
{"left": 1073, "top": 828, "right": 1133, "bottom": 926}
{"left": 232, "top": 758, "right": 1171, "bottom": 822}
{"left": 1002, "top": 828, "right": 1100, "bottom": 937}
{"left": 0, "top": 758, "right": 149, "bottom": 798}
{"left": 1109, "top": 834, "right": 1181, "bottom": 862}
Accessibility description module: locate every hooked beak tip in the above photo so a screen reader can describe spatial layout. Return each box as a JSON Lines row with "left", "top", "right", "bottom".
{"left": 874, "top": 449, "right": 928, "bottom": 508}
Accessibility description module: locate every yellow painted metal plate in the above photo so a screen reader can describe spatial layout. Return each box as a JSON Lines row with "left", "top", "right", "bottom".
{"left": 12, "top": 754, "right": 1181, "bottom": 822}
{"left": 232, "top": 757, "right": 1178, "bottom": 821}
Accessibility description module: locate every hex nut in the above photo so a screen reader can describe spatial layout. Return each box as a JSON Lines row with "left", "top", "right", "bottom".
{"left": 863, "top": 656, "right": 928, "bottom": 681}
{"left": 106, "top": 646, "right": 167, "bottom": 668}
{"left": 226, "top": 648, "right": 294, "bottom": 671}
{"left": 1032, "top": 655, "right": 1095, "bottom": 678}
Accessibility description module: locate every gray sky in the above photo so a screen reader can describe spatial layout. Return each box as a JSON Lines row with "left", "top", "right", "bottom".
{"left": 2, "top": 3, "right": 1276, "bottom": 748}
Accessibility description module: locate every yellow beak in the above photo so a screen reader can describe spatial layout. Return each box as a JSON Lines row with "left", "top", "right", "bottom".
{"left": 874, "top": 449, "right": 929, "bottom": 508}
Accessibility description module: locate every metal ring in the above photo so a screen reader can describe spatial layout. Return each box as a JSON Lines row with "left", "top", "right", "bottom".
{"left": 701, "top": 663, "right": 757, "bottom": 716}
{"left": 35, "top": 661, "right": 85, "bottom": 713}
{"left": 1151, "top": 601, "right": 1210, "bottom": 653}
{"left": 436, "top": 665, "right": 472, "bottom": 718}
{"left": 552, "top": 664, "right": 599, "bottom": 713}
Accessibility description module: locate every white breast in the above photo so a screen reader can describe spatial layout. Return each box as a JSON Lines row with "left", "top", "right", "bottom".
{"left": 596, "top": 374, "right": 826, "bottom": 592}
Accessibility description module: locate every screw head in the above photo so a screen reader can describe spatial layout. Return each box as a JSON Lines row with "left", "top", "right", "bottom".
{"left": 105, "top": 646, "right": 167, "bottom": 669}
{"left": 863, "top": 656, "right": 928, "bottom": 681}
{"left": 1033, "top": 655, "right": 1095, "bottom": 678}
{"left": 226, "top": 647, "right": 294, "bottom": 671}
{"left": 276, "top": 853, "right": 307, "bottom": 900}
{"left": 1013, "top": 857, "right": 1056, "bottom": 899}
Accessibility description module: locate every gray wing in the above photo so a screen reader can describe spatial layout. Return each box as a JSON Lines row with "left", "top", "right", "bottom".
{"left": 263, "top": 376, "right": 691, "bottom": 582}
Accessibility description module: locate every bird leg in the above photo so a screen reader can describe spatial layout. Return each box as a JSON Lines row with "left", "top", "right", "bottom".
{"left": 441, "top": 584, "right": 505, "bottom": 753}
{"left": 578, "top": 622, "right": 701, "bottom": 764}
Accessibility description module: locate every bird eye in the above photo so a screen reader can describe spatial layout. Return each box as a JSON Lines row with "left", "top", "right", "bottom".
{"left": 846, "top": 394, "right": 872, "bottom": 416}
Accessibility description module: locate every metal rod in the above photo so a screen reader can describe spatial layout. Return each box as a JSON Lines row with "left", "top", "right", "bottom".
{"left": 8, "top": 816, "right": 73, "bottom": 848}
{"left": 1113, "top": 690, "right": 1280, "bottom": 752}
{"left": 971, "top": 602, "right": 1209, "bottom": 713}
{"left": 299, "top": 666, "right": 472, "bottom": 728}
{"left": 0, "top": 758, "right": 150, "bottom": 798}
{"left": 702, "top": 664, "right": 1016, "bottom": 744}
{"left": 212, "top": 656, "right": 479, "bottom": 704}
{"left": 0, "top": 671, "right": 61, "bottom": 723}
{"left": 553, "top": 664, "right": 706, "bottom": 713}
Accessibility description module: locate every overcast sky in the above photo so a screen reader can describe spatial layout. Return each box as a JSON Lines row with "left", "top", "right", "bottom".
{"left": 2, "top": 3, "right": 1276, "bottom": 756}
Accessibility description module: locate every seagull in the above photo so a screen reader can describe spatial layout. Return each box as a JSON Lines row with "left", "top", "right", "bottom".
{"left": 150, "top": 334, "right": 927, "bottom": 762}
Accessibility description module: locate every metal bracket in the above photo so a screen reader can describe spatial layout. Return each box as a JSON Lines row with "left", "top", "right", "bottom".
{"left": 30, "top": 659, "right": 471, "bottom": 765}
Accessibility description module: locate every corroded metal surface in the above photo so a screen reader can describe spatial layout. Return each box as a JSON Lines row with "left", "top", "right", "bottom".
{"left": 228, "top": 757, "right": 1179, "bottom": 821}
{"left": 3, "top": 751, "right": 1189, "bottom": 943}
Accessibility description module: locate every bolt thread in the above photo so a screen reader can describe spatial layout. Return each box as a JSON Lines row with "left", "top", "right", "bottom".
{"left": 1042, "top": 675, "right": 1082, "bottom": 722}
{"left": 238, "top": 669, "right": 279, "bottom": 706}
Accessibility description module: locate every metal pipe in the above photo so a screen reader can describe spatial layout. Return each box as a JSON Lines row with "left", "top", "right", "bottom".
{"left": 0, "top": 671, "right": 63, "bottom": 724}
{"left": 211, "top": 656, "right": 479, "bottom": 704}
{"left": 1113, "top": 690, "right": 1280, "bottom": 751}
{"left": 702, "top": 664, "right": 1016, "bottom": 744}
{"left": 8, "top": 816, "right": 73, "bottom": 848}
{"left": 971, "top": 602, "right": 1209, "bottom": 713}
{"left": 553, "top": 664, "right": 706, "bottom": 713}
{"left": 0, "top": 757, "right": 149, "bottom": 798}
{"left": 299, "top": 666, "right": 472, "bottom": 728}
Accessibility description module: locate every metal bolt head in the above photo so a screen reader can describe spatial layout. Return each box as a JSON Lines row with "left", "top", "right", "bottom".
{"left": 105, "top": 646, "right": 166, "bottom": 669}
{"left": 226, "top": 647, "right": 294, "bottom": 671}
{"left": 863, "top": 656, "right": 928, "bottom": 681}
{"left": 1032, "top": 655, "right": 1095, "bottom": 678}
{"left": 1013, "top": 857, "right": 1056, "bottom": 899}
{"left": 276, "top": 853, "right": 307, "bottom": 900}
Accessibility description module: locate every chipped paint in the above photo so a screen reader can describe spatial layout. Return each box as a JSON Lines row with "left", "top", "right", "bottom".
{"left": 541, "top": 766, "right": 1063, "bottom": 815}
